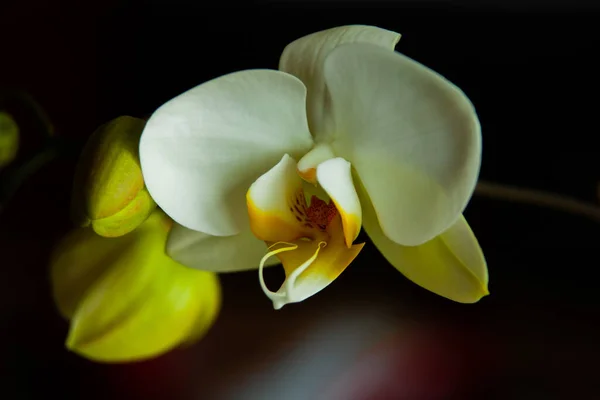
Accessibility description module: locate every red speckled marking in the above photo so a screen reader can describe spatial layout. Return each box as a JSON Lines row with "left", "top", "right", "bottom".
{"left": 306, "top": 196, "right": 337, "bottom": 230}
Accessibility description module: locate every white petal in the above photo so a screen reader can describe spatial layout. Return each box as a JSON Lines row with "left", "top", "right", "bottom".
{"left": 358, "top": 181, "right": 488, "bottom": 303}
{"left": 325, "top": 44, "right": 481, "bottom": 246}
{"left": 139, "top": 70, "right": 314, "bottom": 236}
{"left": 167, "top": 223, "right": 279, "bottom": 272}
{"left": 316, "top": 158, "right": 362, "bottom": 247}
{"left": 279, "top": 25, "right": 401, "bottom": 140}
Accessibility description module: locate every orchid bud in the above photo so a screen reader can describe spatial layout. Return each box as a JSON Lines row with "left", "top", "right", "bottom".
{"left": 0, "top": 111, "right": 19, "bottom": 168}
{"left": 71, "top": 116, "right": 155, "bottom": 237}
{"left": 51, "top": 210, "right": 221, "bottom": 362}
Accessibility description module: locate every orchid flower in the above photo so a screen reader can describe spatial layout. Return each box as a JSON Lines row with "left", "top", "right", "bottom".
{"left": 139, "top": 25, "right": 488, "bottom": 309}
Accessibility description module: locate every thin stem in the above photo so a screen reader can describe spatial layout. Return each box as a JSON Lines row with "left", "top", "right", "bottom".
{"left": 475, "top": 180, "right": 600, "bottom": 222}
{"left": 13, "top": 91, "right": 55, "bottom": 137}
{"left": 0, "top": 143, "right": 61, "bottom": 214}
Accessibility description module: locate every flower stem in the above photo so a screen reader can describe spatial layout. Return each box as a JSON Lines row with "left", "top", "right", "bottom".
{"left": 475, "top": 180, "right": 600, "bottom": 222}
{"left": 0, "top": 138, "right": 79, "bottom": 214}
{"left": 0, "top": 143, "right": 58, "bottom": 213}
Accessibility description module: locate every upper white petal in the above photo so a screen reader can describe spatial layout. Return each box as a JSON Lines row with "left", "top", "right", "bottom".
{"left": 139, "top": 70, "right": 314, "bottom": 236}
{"left": 167, "top": 223, "right": 279, "bottom": 272}
{"left": 325, "top": 44, "right": 481, "bottom": 246}
{"left": 279, "top": 25, "right": 401, "bottom": 141}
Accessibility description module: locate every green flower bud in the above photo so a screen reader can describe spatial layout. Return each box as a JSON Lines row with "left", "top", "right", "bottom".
{"left": 71, "top": 116, "right": 156, "bottom": 237}
{"left": 0, "top": 111, "right": 19, "bottom": 168}
{"left": 51, "top": 210, "right": 221, "bottom": 362}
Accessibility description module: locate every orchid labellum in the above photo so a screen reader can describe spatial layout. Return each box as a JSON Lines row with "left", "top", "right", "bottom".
{"left": 139, "top": 25, "right": 488, "bottom": 309}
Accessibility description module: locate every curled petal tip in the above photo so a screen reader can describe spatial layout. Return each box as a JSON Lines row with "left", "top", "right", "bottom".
{"left": 479, "top": 285, "right": 490, "bottom": 299}
{"left": 457, "top": 285, "right": 489, "bottom": 304}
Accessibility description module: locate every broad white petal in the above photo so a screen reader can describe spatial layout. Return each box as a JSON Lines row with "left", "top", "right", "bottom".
{"left": 359, "top": 181, "right": 488, "bottom": 303}
{"left": 167, "top": 223, "right": 279, "bottom": 272}
{"left": 316, "top": 158, "right": 362, "bottom": 247}
{"left": 325, "top": 44, "right": 481, "bottom": 246}
{"left": 140, "top": 70, "right": 314, "bottom": 236}
{"left": 279, "top": 25, "right": 401, "bottom": 140}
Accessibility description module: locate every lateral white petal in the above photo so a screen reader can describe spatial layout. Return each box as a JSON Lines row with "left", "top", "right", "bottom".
{"left": 140, "top": 70, "right": 314, "bottom": 236}
{"left": 167, "top": 223, "right": 279, "bottom": 272}
{"left": 325, "top": 44, "right": 481, "bottom": 246}
{"left": 279, "top": 25, "right": 401, "bottom": 140}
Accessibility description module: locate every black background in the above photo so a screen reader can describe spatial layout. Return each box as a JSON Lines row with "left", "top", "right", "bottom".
{"left": 1, "top": 1, "right": 599, "bottom": 399}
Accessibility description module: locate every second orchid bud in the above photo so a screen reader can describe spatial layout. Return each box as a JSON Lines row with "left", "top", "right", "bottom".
{"left": 71, "top": 116, "right": 155, "bottom": 237}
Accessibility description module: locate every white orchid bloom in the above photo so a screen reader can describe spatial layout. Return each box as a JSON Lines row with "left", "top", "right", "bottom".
{"left": 139, "top": 25, "right": 488, "bottom": 309}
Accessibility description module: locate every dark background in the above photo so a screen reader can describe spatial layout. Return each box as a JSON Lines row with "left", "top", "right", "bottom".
{"left": 1, "top": 1, "right": 599, "bottom": 399}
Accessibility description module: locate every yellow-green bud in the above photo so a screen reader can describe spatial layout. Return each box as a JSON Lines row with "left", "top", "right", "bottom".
{"left": 0, "top": 111, "right": 19, "bottom": 168}
{"left": 71, "top": 116, "right": 156, "bottom": 237}
{"left": 51, "top": 210, "right": 221, "bottom": 363}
